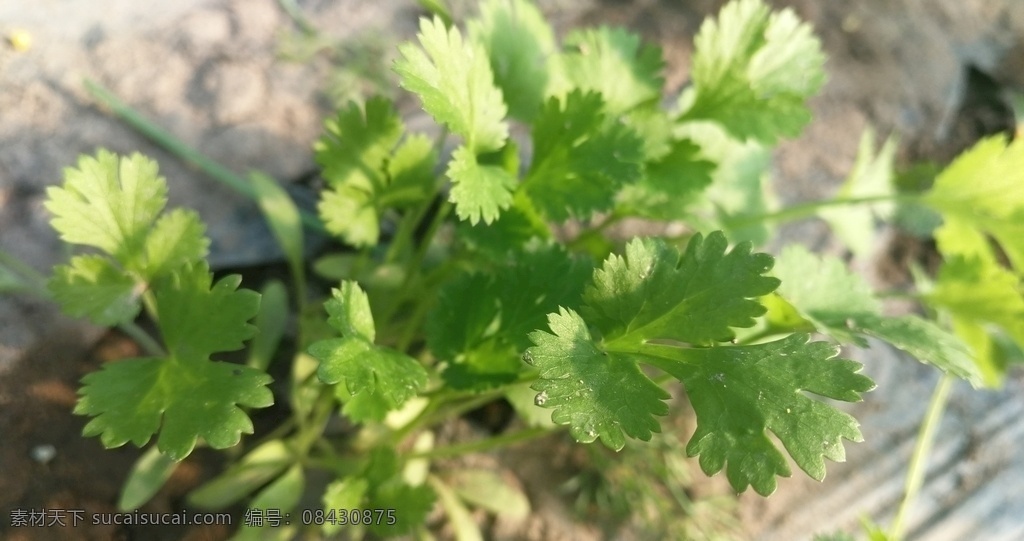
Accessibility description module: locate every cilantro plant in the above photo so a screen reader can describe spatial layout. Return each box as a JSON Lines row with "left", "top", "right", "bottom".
{"left": 12, "top": 0, "right": 1018, "bottom": 539}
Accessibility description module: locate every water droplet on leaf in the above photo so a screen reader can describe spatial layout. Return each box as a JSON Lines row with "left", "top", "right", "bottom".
{"left": 521, "top": 351, "right": 535, "bottom": 366}
{"left": 534, "top": 391, "right": 548, "bottom": 406}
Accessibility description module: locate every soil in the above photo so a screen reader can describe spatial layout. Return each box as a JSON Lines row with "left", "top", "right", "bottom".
{"left": 2, "top": 1, "right": 1024, "bottom": 540}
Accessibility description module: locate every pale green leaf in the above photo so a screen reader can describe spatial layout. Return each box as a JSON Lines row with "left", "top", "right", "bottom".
{"left": 773, "top": 245, "right": 880, "bottom": 344}
{"left": 676, "top": 121, "right": 774, "bottom": 245}
{"left": 552, "top": 26, "right": 664, "bottom": 114}
{"left": 250, "top": 172, "right": 303, "bottom": 278}
{"left": 119, "top": 446, "right": 179, "bottom": 510}
{"left": 774, "top": 245, "right": 983, "bottom": 386}
{"left": 318, "top": 186, "right": 379, "bottom": 247}
{"left": 188, "top": 440, "right": 293, "bottom": 509}
{"left": 143, "top": 208, "right": 209, "bottom": 279}
{"left": 249, "top": 464, "right": 304, "bottom": 512}
{"left": 315, "top": 97, "right": 402, "bottom": 193}
{"left": 45, "top": 150, "right": 167, "bottom": 264}
{"left": 927, "top": 254, "right": 1024, "bottom": 387}
{"left": 314, "top": 98, "right": 435, "bottom": 247}
{"left": 382, "top": 134, "right": 437, "bottom": 208}
{"left": 49, "top": 255, "right": 141, "bottom": 326}
{"left": 849, "top": 314, "right": 980, "bottom": 386}
{"left": 395, "top": 16, "right": 508, "bottom": 152}
{"left": 924, "top": 135, "right": 1024, "bottom": 269}
{"left": 358, "top": 449, "right": 436, "bottom": 536}
{"left": 818, "top": 128, "right": 897, "bottom": 258}
{"left": 248, "top": 280, "right": 288, "bottom": 371}
{"left": 432, "top": 476, "right": 484, "bottom": 541}
{"left": 681, "top": 0, "right": 825, "bottom": 142}
{"left": 470, "top": 0, "right": 556, "bottom": 121}
{"left": 323, "top": 281, "right": 376, "bottom": 342}
{"left": 321, "top": 478, "right": 369, "bottom": 535}
{"left": 447, "top": 145, "right": 517, "bottom": 225}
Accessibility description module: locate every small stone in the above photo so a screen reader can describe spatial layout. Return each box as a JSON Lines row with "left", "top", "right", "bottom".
{"left": 31, "top": 444, "right": 56, "bottom": 464}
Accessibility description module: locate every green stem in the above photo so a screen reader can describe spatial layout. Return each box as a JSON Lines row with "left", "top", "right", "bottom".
{"left": 567, "top": 211, "right": 624, "bottom": 250}
{"left": 888, "top": 373, "right": 954, "bottom": 541}
{"left": 391, "top": 388, "right": 505, "bottom": 446}
{"left": 83, "top": 79, "right": 324, "bottom": 232}
{"left": 407, "top": 426, "right": 549, "bottom": 460}
{"left": 119, "top": 321, "right": 166, "bottom": 357}
{"left": 0, "top": 249, "right": 168, "bottom": 357}
{"left": 278, "top": 0, "right": 317, "bottom": 35}
{"left": 0, "top": 249, "right": 48, "bottom": 296}
{"left": 722, "top": 194, "right": 918, "bottom": 230}
{"left": 295, "top": 386, "right": 335, "bottom": 458}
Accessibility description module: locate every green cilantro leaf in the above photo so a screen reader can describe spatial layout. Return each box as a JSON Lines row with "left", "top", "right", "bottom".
{"left": 309, "top": 282, "right": 428, "bottom": 422}
{"left": 523, "top": 91, "right": 644, "bottom": 221}
{"left": 527, "top": 308, "right": 671, "bottom": 450}
{"left": 46, "top": 150, "right": 167, "bottom": 265}
{"left": 652, "top": 334, "right": 871, "bottom": 496}
{"left": 323, "top": 281, "right": 376, "bottom": 341}
{"left": 144, "top": 209, "right": 210, "bottom": 279}
{"left": 617, "top": 137, "right": 715, "bottom": 220}
{"left": 676, "top": 122, "right": 775, "bottom": 245}
{"left": 552, "top": 27, "right": 664, "bottom": 115}
{"left": 458, "top": 200, "right": 550, "bottom": 257}
{"left": 383, "top": 135, "right": 437, "bottom": 207}
{"left": 315, "top": 98, "right": 436, "bottom": 246}
{"left": 363, "top": 449, "right": 437, "bottom": 536}
{"left": 447, "top": 145, "right": 517, "bottom": 225}
{"left": 370, "top": 483, "right": 435, "bottom": 536}
{"left": 427, "top": 244, "right": 592, "bottom": 390}
{"left": 926, "top": 255, "right": 1024, "bottom": 387}
{"left": 818, "top": 128, "right": 897, "bottom": 258}
{"left": 773, "top": 246, "right": 982, "bottom": 386}
{"left": 45, "top": 150, "right": 210, "bottom": 324}
{"left": 154, "top": 262, "right": 261, "bottom": 363}
{"left": 318, "top": 188, "right": 379, "bottom": 247}
{"left": 470, "top": 0, "right": 556, "bottom": 122}
{"left": 526, "top": 232, "right": 874, "bottom": 494}
{"left": 923, "top": 135, "right": 1024, "bottom": 270}
{"left": 49, "top": 255, "right": 141, "bottom": 326}
{"left": 584, "top": 232, "right": 778, "bottom": 347}
{"left": 395, "top": 16, "right": 508, "bottom": 153}
{"left": 76, "top": 358, "right": 273, "bottom": 461}
{"left": 315, "top": 98, "right": 402, "bottom": 194}
{"left": 680, "top": 0, "right": 825, "bottom": 142}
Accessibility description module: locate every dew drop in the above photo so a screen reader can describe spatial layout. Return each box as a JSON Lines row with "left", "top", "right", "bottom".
{"left": 534, "top": 391, "right": 549, "bottom": 406}
{"left": 521, "top": 351, "right": 535, "bottom": 366}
